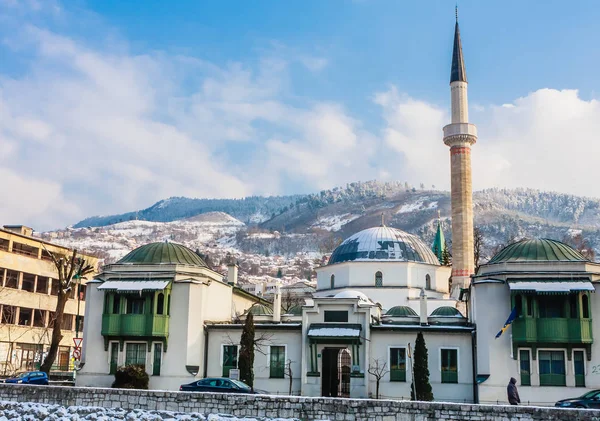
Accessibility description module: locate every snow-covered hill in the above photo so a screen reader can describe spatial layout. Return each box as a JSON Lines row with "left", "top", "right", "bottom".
{"left": 41, "top": 183, "right": 600, "bottom": 285}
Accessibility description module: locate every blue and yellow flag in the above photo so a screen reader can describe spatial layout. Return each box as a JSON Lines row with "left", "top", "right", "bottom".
{"left": 495, "top": 307, "right": 518, "bottom": 339}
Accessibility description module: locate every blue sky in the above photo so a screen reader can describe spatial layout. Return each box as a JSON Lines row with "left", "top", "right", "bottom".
{"left": 1, "top": 0, "right": 600, "bottom": 230}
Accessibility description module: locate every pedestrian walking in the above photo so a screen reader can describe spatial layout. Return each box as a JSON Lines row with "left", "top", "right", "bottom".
{"left": 507, "top": 377, "right": 520, "bottom": 405}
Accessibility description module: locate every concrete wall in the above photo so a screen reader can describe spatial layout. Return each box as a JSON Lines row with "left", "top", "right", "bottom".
{"left": 0, "top": 384, "right": 593, "bottom": 421}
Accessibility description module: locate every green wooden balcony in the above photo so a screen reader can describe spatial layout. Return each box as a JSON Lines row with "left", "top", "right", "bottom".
{"left": 512, "top": 318, "right": 593, "bottom": 344}
{"left": 101, "top": 314, "right": 169, "bottom": 338}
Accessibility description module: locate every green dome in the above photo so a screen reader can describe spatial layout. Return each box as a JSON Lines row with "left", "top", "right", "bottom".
{"left": 117, "top": 242, "right": 208, "bottom": 267}
{"left": 248, "top": 304, "right": 273, "bottom": 316}
{"left": 385, "top": 306, "right": 418, "bottom": 317}
{"left": 430, "top": 306, "right": 463, "bottom": 317}
{"left": 488, "top": 239, "right": 587, "bottom": 264}
{"left": 285, "top": 305, "right": 303, "bottom": 316}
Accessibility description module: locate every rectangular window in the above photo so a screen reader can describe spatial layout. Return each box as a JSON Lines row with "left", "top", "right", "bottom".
{"left": 153, "top": 343, "right": 162, "bottom": 376}
{"left": 0, "top": 238, "right": 8, "bottom": 251}
{"left": 78, "top": 284, "right": 87, "bottom": 301}
{"left": 61, "top": 314, "right": 73, "bottom": 330}
{"left": 112, "top": 295, "right": 121, "bottom": 314}
{"left": 538, "top": 296, "right": 565, "bottom": 318}
{"left": 36, "top": 277, "right": 49, "bottom": 294}
{"left": 574, "top": 350, "right": 585, "bottom": 387}
{"left": 269, "top": 346, "right": 285, "bottom": 379}
{"left": 1, "top": 305, "right": 16, "bottom": 324}
{"left": 33, "top": 310, "right": 46, "bottom": 327}
{"left": 21, "top": 273, "right": 35, "bottom": 292}
{"left": 389, "top": 348, "right": 406, "bottom": 382}
{"left": 222, "top": 345, "right": 238, "bottom": 377}
{"left": 539, "top": 350, "right": 566, "bottom": 386}
{"left": 441, "top": 349, "right": 458, "bottom": 383}
{"left": 324, "top": 311, "right": 348, "bottom": 323}
{"left": 125, "top": 343, "right": 147, "bottom": 368}
{"left": 5, "top": 270, "right": 18, "bottom": 289}
{"left": 126, "top": 297, "right": 145, "bottom": 314}
{"left": 109, "top": 342, "right": 119, "bottom": 375}
{"left": 19, "top": 308, "right": 32, "bottom": 326}
{"left": 12, "top": 242, "right": 38, "bottom": 257}
{"left": 519, "top": 349, "right": 531, "bottom": 386}
{"left": 50, "top": 279, "right": 59, "bottom": 296}
{"left": 75, "top": 315, "right": 84, "bottom": 333}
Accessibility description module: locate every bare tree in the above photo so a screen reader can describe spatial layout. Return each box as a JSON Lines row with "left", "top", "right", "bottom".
{"left": 39, "top": 248, "right": 95, "bottom": 374}
{"left": 563, "top": 233, "right": 596, "bottom": 261}
{"left": 284, "top": 359, "right": 294, "bottom": 395}
{"left": 281, "top": 291, "right": 304, "bottom": 314}
{"left": 368, "top": 358, "right": 389, "bottom": 399}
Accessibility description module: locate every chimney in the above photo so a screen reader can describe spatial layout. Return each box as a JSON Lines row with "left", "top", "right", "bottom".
{"left": 272, "top": 283, "right": 281, "bottom": 323}
{"left": 227, "top": 263, "right": 238, "bottom": 286}
{"left": 420, "top": 289, "right": 428, "bottom": 326}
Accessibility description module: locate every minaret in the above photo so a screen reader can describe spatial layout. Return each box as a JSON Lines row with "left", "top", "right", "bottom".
{"left": 443, "top": 10, "right": 477, "bottom": 292}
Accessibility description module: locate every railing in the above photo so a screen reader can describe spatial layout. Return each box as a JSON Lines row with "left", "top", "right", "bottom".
{"left": 390, "top": 370, "right": 406, "bottom": 382}
{"left": 512, "top": 317, "right": 593, "bottom": 343}
{"left": 102, "top": 314, "right": 169, "bottom": 337}
{"left": 539, "top": 373, "right": 566, "bottom": 386}
{"left": 441, "top": 371, "right": 458, "bottom": 384}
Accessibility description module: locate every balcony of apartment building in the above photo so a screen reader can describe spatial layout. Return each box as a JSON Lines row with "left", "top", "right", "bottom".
{"left": 100, "top": 285, "right": 171, "bottom": 350}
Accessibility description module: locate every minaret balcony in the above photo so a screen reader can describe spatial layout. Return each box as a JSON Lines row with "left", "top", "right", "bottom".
{"left": 443, "top": 123, "right": 478, "bottom": 140}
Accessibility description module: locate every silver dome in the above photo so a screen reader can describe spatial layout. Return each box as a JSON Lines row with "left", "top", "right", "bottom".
{"left": 328, "top": 226, "right": 440, "bottom": 266}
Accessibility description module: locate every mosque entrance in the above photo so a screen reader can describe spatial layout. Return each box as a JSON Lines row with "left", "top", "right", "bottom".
{"left": 321, "top": 348, "right": 352, "bottom": 397}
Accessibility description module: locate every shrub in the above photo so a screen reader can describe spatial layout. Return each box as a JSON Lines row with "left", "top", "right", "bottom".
{"left": 112, "top": 364, "right": 149, "bottom": 389}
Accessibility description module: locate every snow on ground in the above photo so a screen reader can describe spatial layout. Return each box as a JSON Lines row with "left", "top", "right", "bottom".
{"left": 311, "top": 214, "right": 359, "bottom": 232}
{"left": 0, "top": 400, "right": 304, "bottom": 421}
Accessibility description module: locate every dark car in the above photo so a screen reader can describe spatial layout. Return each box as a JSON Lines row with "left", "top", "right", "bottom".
{"left": 4, "top": 371, "right": 49, "bottom": 385}
{"left": 555, "top": 390, "right": 600, "bottom": 409}
{"left": 179, "top": 377, "right": 266, "bottom": 394}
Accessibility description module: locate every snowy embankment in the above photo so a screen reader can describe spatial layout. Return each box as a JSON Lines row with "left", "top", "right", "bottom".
{"left": 0, "top": 400, "right": 303, "bottom": 421}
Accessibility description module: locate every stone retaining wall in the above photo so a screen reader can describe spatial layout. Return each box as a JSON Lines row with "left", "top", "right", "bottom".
{"left": 0, "top": 384, "right": 595, "bottom": 421}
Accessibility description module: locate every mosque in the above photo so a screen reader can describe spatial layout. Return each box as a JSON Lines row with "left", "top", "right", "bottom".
{"left": 77, "top": 16, "right": 600, "bottom": 405}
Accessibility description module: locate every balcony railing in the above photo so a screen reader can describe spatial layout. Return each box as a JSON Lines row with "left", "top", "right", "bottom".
{"left": 539, "top": 373, "right": 566, "bottom": 386}
{"left": 101, "top": 314, "right": 169, "bottom": 337}
{"left": 512, "top": 317, "right": 593, "bottom": 344}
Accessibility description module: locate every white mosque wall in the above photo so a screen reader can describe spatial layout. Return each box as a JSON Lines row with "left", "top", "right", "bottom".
{"left": 317, "top": 261, "right": 451, "bottom": 295}
{"left": 206, "top": 328, "right": 303, "bottom": 395}
{"left": 473, "top": 281, "right": 600, "bottom": 405}
{"left": 368, "top": 330, "right": 474, "bottom": 402}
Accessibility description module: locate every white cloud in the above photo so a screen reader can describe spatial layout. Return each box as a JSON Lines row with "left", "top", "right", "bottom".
{"left": 2, "top": 3, "right": 600, "bottom": 231}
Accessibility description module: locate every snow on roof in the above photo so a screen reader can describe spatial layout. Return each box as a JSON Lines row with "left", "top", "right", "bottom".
{"left": 308, "top": 326, "right": 361, "bottom": 337}
{"left": 334, "top": 290, "right": 369, "bottom": 301}
{"left": 98, "top": 280, "right": 170, "bottom": 291}
{"left": 508, "top": 281, "right": 594, "bottom": 292}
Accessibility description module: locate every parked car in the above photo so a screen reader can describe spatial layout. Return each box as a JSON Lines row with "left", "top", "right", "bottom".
{"left": 4, "top": 371, "right": 49, "bottom": 385}
{"left": 179, "top": 377, "right": 266, "bottom": 394}
{"left": 555, "top": 390, "right": 600, "bottom": 408}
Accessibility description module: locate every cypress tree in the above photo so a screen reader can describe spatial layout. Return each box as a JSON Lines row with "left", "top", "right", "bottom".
{"left": 238, "top": 312, "right": 255, "bottom": 389}
{"left": 410, "top": 332, "right": 434, "bottom": 401}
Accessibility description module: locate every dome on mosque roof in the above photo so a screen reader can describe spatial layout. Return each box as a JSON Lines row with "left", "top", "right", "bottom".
{"left": 117, "top": 242, "right": 208, "bottom": 267}
{"left": 334, "top": 290, "right": 370, "bottom": 302}
{"left": 328, "top": 226, "right": 440, "bottom": 266}
{"left": 285, "top": 305, "right": 303, "bottom": 316}
{"left": 248, "top": 304, "right": 273, "bottom": 316}
{"left": 385, "top": 306, "right": 418, "bottom": 317}
{"left": 430, "top": 306, "right": 464, "bottom": 317}
{"left": 488, "top": 239, "right": 587, "bottom": 264}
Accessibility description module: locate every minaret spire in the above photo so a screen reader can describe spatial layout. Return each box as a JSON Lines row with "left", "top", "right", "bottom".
{"left": 443, "top": 10, "right": 477, "bottom": 294}
{"left": 450, "top": 9, "right": 467, "bottom": 83}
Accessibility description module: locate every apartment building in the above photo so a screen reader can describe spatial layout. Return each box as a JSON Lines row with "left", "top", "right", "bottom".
{"left": 0, "top": 225, "right": 98, "bottom": 377}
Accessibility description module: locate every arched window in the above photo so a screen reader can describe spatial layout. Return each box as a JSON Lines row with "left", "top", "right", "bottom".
{"left": 583, "top": 294, "right": 590, "bottom": 318}
{"left": 375, "top": 271, "right": 383, "bottom": 287}
{"left": 425, "top": 274, "right": 431, "bottom": 290}
{"left": 330, "top": 274, "right": 335, "bottom": 289}
{"left": 157, "top": 293, "right": 165, "bottom": 315}
{"left": 526, "top": 296, "right": 533, "bottom": 316}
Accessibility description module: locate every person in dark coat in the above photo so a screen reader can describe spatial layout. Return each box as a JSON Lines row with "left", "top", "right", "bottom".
{"left": 507, "top": 377, "right": 520, "bottom": 405}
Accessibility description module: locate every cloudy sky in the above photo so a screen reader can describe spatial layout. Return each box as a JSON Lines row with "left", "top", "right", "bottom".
{"left": 2, "top": 0, "right": 600, "bottom": 230}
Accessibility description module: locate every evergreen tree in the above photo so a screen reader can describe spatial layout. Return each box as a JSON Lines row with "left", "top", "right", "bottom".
{"left": 238, "top": 312, "right": 255, "bottom": 389}
{"left": 276, "top": 268, "right": 283, "bottom": 278}
{"left": 441, "top": 241, "right": 451, "bottom": 266}
{"left": 410, "top": 332, "right": 433, "bottom": 401}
